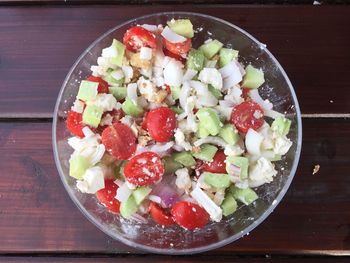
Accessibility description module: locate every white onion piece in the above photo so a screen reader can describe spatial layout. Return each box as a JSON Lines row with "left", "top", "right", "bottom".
{"left": 197, "top": 95, "right": 218, "bottom": 107}
{"left": 179, "top": 82, "right": 191, "bottom": 111}
{"left": 249, "top": 89, "right": 273, "bottom": 110}
{"left": 245, "top": 128, "right": 264, "bottom": 156}
{"left": 191, "top": 187, "right": 222, "bottom": 222}
{"left": 115, "top": 183, "right": 133, "bottom": 202}
{"left": 114, "top": 179, "right": 124, "bottom": 187}
{"left": 163, "top": 59, "right": 183, "bottom": 87}
{"left": 219, "top": 61, "right": 240, "bottom": 79}
{"left": 130, "top": 213, "right": 148, "bottom": 224}
{"left": 190, "top": 80, "right": 207, "bottom": 95}
{"left": 183, "top": 68, "right": 197, "bottom": 81}
{"left": 223, "top": 71, "right": 242, "bottom": 90}
{"left": 161, "top": 26, "right": 187, "bottom": 43}
{"left": 214, "top": 105, "right": 233, "bottom": 121}
{"left": 194, "top": 136, "right": 227, "bottom": 148}
{"left": 90, "top": 144, "right": 106, "bottom": 166}
{"left": 172, "top": 144, "right": 185, "bottom": 152}
{"left": 127, "top": 83, "right": 138, "bottom": 103}
{"left": 228, "top": 164, "right": 241, "bottom": 183}
{"left": 141, "top": 24, "right": 158, "bottom": 32}
{"left": 82, "top": 127, "right": 95, "bottom": 138}
{"left": 148, "top": 195, "right": 162, "bottom": 204}
{"left": 235, "top": 60, "right": 246, "bottom": 76}
{"left": 265, "top": 109, "right": 285, "bottom": 119}
{"left": 140, "top": 47, "right": 153, "bottom": 60}
{"left": 136, "top": 142, "right": 174, "bottom": 157}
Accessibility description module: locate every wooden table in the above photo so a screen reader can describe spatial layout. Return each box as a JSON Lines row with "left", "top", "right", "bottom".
{"left": 0, "top": 3, "right": 349, "bottom": 262}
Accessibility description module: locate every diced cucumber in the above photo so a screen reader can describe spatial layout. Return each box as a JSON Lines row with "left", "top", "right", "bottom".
{"left": 120, "top": 195, "right": 138, "bottom": 219}
{"left": 167, "top": 19, "right": 194, "bottom": 38}
{"left": 230, "top": 186, "right": 258, "bottom": 205}
{"left": 77, "top": 80, "right": 98, "bottom": 102}
{"left": 110, "top": 39, "right": 125, "bottom": 67}
{"left": 170, "top": 106, "right": 184, "bottom": 115}
{"left": 241, "top": 65, "right": 265, "bottom": 89}
{"left": 199, "top": 39, "right": 223, "bottom": 59}
{"left": 104, "top": 69, "right": 125, "bottom": 86}
{"left": 82, "top": 105, "right": 103, "bottom": 128}
{"left": 270, "top": 154, "right": 282, "bottom": 162}
{"left": 226, "top": 156, "right": 249, "bottom": 180}
{"left": 196, "top": 121, "right": 210, "bottom": 138}
{"left": 271, "top": 117, "right": 292, "bottom": 136}
{"left": 196, "top": 108, "right": 222, "bottom": 136}
{"left": 170, "top": 86, "right": 181, "bottom": 100}
{"left": 208, "top": 84, "right": 223, "bottom": 99}
{"left": 132, "top": 186, "right": 152, "bottom": 205}
{"left": 221, "top": 194, "right": 237, "bottom": 216}
{"left": 109, "top": 86, "right": 127, "bottom": 101}
{"left": 187, "top": 49, "right": 205, "bottom": 71}
{"left": 203, "top": 172, "right": 231, "bottom": 188}
{"left": 219, "top": 124, "right": 239, "bottom": 145}
{"left": 192, "top": 144, "right": 218, "bottom": 162}
{"left": 219, "top": 48, "right": 239, "bottom": 67}
{"left": 69, "top": 155, "right": 89, "bottom": 180}
{"left": 122, "top": 98, "right": 144, "bottom": 117}
{"left": 163, "top": 156, "right": 183, "bottom": 175}
{"left": 173, "top": 151, "right": 196, "bottom": 167}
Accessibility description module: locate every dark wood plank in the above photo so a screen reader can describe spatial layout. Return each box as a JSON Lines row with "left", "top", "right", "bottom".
{"left": 0, "top": 119, "right": 349, "bottom": 255}
{"left": 0, "top": 6, "right": 349, "bottom": 117}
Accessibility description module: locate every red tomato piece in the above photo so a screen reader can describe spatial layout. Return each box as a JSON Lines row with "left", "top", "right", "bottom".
{"left": 149, "top": 202, "right": 174, "bottom": 226}
{"left": 86, "top": 75, "right": 109, "bottom": 93}
{"left": 231, "top": 101, "right": 264, "bottom": 133}
{"left": 242, "top": 88, "right": 251, "bottom": 100}
{"left": 123, "top": 26, "right": 157, "bottom": 52}
{"left": 162, "top": 37, "right": 191, "bottom": 56}
{"left": 101, "top": 122, "right": 137, "bottom": 160}
{"left": 146, "top": 107, "right": 177, "bottom": 142}
{"left": 141, "top": 111, "right": 149, "bottom": 130}
{"left": 164, "top": 84, "right": 171, "bottom": 94}
{"left": 201, "top": 150, "right": 227, "bottom": 174}
{"left": 171, "top": 201, "right": 209, "bottom": 230}
{"left": 163, "top": 48, "right": 185, "bottom": 63}
{"left": 124, "top": 152, "right": 164, "bottom": 186}
{"left": 95, "top": 109, "right": 125, "bottom": 135}
{"left": 66, "top": 110, "right": 85, "bottom": 138}
{"left": 96, "top": 179, "right": 120, "bottom": 213}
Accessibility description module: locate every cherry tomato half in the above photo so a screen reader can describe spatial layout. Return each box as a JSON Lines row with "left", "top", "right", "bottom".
{"left": 171, "top": 201, "right": 209, "bottom": 230}
{"left": 86, "top": 75, "right": 109, "bottom": 93}
{"left": 242, "top": 88, "right": 251, "bottom": 100}
{"left": 231, "top": 101, "right": 264, "bottom": 133}
{"left": 146, "top": 107, "right": 177, "bottom": 142}
{"left": 66, "top": 110, "right": 85, "bottom": 138}
{"left": 96, "top": 179, "right": 120, "bottom": 213}
{"left": 101, "top": 122, "right": 137, "bottom": 160}
{"left": 149, "top": 201, "right": 174, "bottom": 226}
{"left": 163, "top": 48, "right": 185, "bottom": 63}
{"left": 96, "top": 109, "right": 125, "bottom": 135}
{"left": 201, "top": 150, "right": 227, "bottom": 174}
{"left": 162, "top": 37, "right": 191, "bottom": 56}
{"left": 124, "top": 152, "right": 164, "bottom": 186}
{"left": 123, "top": 26, "right": 157, "bottom": 52}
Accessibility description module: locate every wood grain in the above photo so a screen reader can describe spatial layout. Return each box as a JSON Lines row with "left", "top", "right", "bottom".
{"left": 0, "top": 119, "right": 349, "bottom": 255}
{"left": 0, "top": 6, "right": 349, "bottom": 117}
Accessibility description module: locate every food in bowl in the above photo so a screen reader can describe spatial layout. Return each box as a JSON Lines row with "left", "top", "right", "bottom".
{"left": 65, "top": 18, "right": 293, "bottom": 230}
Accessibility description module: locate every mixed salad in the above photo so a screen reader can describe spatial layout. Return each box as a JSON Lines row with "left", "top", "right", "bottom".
{"left": 66, "top": 19, "right": 292, "bottom": 230}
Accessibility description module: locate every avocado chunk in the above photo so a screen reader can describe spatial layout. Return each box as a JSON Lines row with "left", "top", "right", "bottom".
{"left": 226, "top": 156, "right": 249, "bottom": 180}
{"left": 173, "top": 151, "right": 196, "bottom": 167}
{"left": 221, "top": 194, "right": 238, "bottom": 216}
{"left": 219, "top": 124, "right": 239, "bottom": 145}
{"left": 110, "top": 39, "right": 125, "bottom": 67}
{"left": 230, "top": 186, "right": 258, "bottom": 205}
{"left": 271, "top": 117, "right": 291, "bottom": 136}
{"left": 241, "top": 65, "right": 265, "bottom": 89}
{"left": 82, "top": 104, "right": 104, "bottom": 128}
{"left": 132, "top": 186, "right": 152, "bottom": 205}
{"left": 219, "top": 48, "right": 239, "bottom": 68}
{"left": 192, "top": 144, "right": 218, "bottom": 162}
{"left": 203, "top": 172, "right": 231, "bottom": 188}
{"left": 196, "top": 108, "right": 222, "bottom": 136}
{"left": 187, "top": 49, "right": 205, "bottom": 71}
{"left": 167, "top": 19, "right": 194, "bottom": 38}
{"left": 163, "top": 156, "right": 183, "bottom": 175}
{"left": 208, "top": 84, "right": 223, "bottom": 100}
{"left": 77, "top": 80, "right": 99, "bottom": 102}
{"left": 120, "top": 195, "right": 138, "bottom": 219}
{"left": 122, "top": 98, "right": 144, "bottom": 117}
{"left": 69, "top": 155, "right": 89, "bottom": 180}
{"left": 109, "top": 86, "right": 127, "bottom": 101}
{"left": 199, "top": 39, "right": 223, "bottom": 59}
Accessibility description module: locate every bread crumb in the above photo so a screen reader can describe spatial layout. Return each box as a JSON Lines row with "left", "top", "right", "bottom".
{"left": 312, "top": 165, "right": 320, "bottom": 175}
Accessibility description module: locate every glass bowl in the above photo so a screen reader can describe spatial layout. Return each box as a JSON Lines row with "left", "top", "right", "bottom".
{"left": 52, "top": 12, "right": 302, "bottom": 254}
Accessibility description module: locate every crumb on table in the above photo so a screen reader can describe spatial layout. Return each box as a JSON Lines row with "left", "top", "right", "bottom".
{"left": 312, "top": 164, "right": 320, "bottom": 175}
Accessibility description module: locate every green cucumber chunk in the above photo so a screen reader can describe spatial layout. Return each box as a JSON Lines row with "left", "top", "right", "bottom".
{"left": 230, "top": 186, "right": 258, "bottom": 205}
{"left": 132, "top": 186, "right": 152, "bottom": 205}
{"left": 104, "top": 69, "right": 125, "bottom": 86}
{"left": 208, "top": 84, "right": 223, "bottom": 100}
{"left": 242, "top": 65, "right": 265, "bottom": 89}
{"left": 82, "top": 105, "right": 103, "bottom": 128}
{"left": 187, "top": 49, "right": 205, "bottom": 71}
{"left": 199, "top": 39, "right": 223, "bottom": 59}
{"left": 203, "top": 172, "right": 231, "bottom": 188}
{"left": 226, "top": 156, "right": 249, "bottom": 180}
{"left": 173, "top": 151, "right": 196, "bottom": 167}
{"left": 197, "top": 121, "right": 210, "bottom": 138}
{"left": 192, "top": 144, "right": 218, "bottom": 162}
{"left": 77, "top": 80, "right": 98, "bottom": 102}
{"left": 69, "top": 155, "right": 89, "bottom": 180}
{"left": 271, "top": 117, "right": 292, "bottom": 136}
{"left": 167, "top": 19, "right": 194, "bottom": 38}
{"left": 120, "top": 195, "right": 138, "bottom": 219}
{"left": 196, "top": 108, "right": 222, "bottom": 136}
{"left": 170, "top": 86, "right": 181, "bottom": 100}
{"left": 219, "top": 48, "right": 239, "bottom": 68}
{"left": 163, "top": 156, "right": 183, "bottom": 175}
{"left": 109, "top": 86, "right": 127, "bottom": 101}
{"left": 110, "top": 39, "right": 125, "bottom": 67}
{"left": 122, "top": 98, "right": 144, "bottom": 117}
{"left": 170, "top": 106, "right": 184, "bottom": 115}
{"left": 221, "top": 194, "right": 238, "bottom": 216}
{"left": 219, "top": 124, "right": 239, "bottom": 145}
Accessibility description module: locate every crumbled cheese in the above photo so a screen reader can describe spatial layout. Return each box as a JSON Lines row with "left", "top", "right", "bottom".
{"left": 224, "top": 144, "right": 244, "bottom": 156}
{"left": 198, "top": 68, "right": 223, "bottom": 91}
{"left": 273, "top": 135, "right": 292, "bottom": 155}
{"left": 248, "top": 157, "right": 277, "bottom": 188}
{"left": 102, "top": 46, "right": 118, "bottom": 58}
{"left": 175, "top": 168, "right": 192, "bottom": 193}
{"left": 163, "top": 58, "right": 183, "bottom": 87}
{"left": 140, "top": 47, "right": 153, "bottom": 60}
{"left": 87, "top": 93, "right": 117, "bottom": 112}
{"left": 140, "top": 67, "right": 153, "bottom": 79}
{"left": 100, "top": 113, "right": 113, "bottom": 126}
{"left": 71, "top": 99, "right": 85, "bottom": 113}
{"left": 174, "top": 128, "right": 192, "bottom": 151}
{"left": 121, "top": 65, "right": 133, "bottom": 83}
{"left": 76, "top": 166, "right": 105, "bottom": 194}
{"left": 137, "top": 77, "right": 158, "bottom": 102}
{"left": 213, "top": 189, "right": 225, "bottom": 206}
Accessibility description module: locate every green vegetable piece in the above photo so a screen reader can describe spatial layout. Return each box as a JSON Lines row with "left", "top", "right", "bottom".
{"left": 77, "top": 80, "right": 98, "bottom": 102}
{"left": 242, "top": 65, "right": 265, "bottom": 89}
{"left": 196, "top": 108, "right": 222, "bottom": 136}
{"left": 271, "top": 117, "right": 292, "bottom": 136}
{"left": 196, "top": 121, "right": 210, "bottom": 139}
{"left": 69, "top": 155, "right": 89, "bottom": 180}
{"left": 173, "top": 151, "right": 196, "bottom": 167}
{"left": 167, "top": 19, "right": 194, "bottom": 38}
{"left": 122, "top": 98, "right": 144, "bottom": 117}
{"left": 270, "top": 154, "right": 282, "bottom": 162}
{"left": 82, "top": 104, "right": 103, "bottom": 128}
{"left": 192, "top": 144, "right": 218, "bottom": 162}
{"left": 199, "top": 39, "right": 223, "bottom": 59}
{"left": 187, "top": 49, "right": 205, "bottom": 71}
{"left": 170, "top": 106, "right": 184, "bottom": 115}
{"left": 163, "top": 156, "right": 183, "bottom": 175}
{"left": 219, "top": 48, "right": 239, "bottom": 67}
{"left": 120, "top": 195, "right": 138, "bottom": 219}
{"left": 170, "top": 86, "right": 181, "bottom": 100}
{"left": 219, "top": 124, "right": 239, "bottom": 145}
{"left": 221, "top": 194, "right": 238, "bottom": 216}
{"left": 208, "top": 84, "right": 223, "bottom": 100}
{"left": 109, "top": 86, "right": 127, "bottom": 101}
{"left": 226, "top": 156, "right": 249, "bottom": 180}
{"left": 132, "top": 186, "right": 152, "bottom": 205}
{"left": 104, "top": 69, "right": 125, "bottom": 86}
{"left": 203, "top": 172, "right": 231, "bottom": 188}
{"left": 110, "top": 39, "right": 125, "bottom": 67}
{"left": 230, "top": 186, "right": 258, "bottom": 205}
